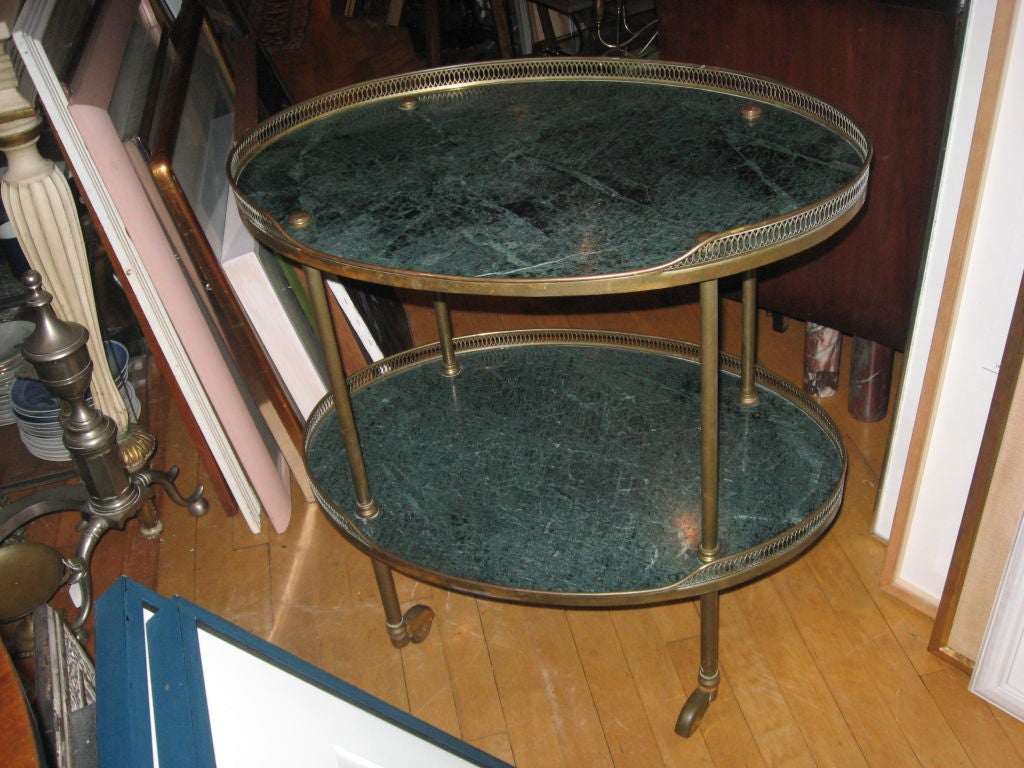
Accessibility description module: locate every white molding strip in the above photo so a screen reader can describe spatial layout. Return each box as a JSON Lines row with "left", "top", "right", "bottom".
{"left": 971, "top": 513, "right": 1024, "bottom": 720}
{"left": 326, "top": 277, "right": 385, "bottom": 363}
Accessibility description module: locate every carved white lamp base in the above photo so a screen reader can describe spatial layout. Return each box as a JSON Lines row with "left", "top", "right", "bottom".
{"left": 0, "top": 116, "right": 155, "bottom": 469}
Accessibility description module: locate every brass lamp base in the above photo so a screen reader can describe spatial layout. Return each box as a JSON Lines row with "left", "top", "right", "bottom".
{"left": 118, "top": 423, "right": 158, "bottom": 473}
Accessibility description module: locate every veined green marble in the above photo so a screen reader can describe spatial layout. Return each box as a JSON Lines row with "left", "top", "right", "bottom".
{"left": 305, "top": 343, "right": 844, "bottom": 597}
{"left": 237, "top": 80, "right": 862, "bottom": 280}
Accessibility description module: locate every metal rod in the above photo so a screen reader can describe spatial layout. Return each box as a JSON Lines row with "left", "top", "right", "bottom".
{"left": 697, "top": 281, "right": 723, "bottom": 724}
{"left": 740, "top": 270, "right": 759, "bottom": 406}
{"left": 674, "top": 589, "right": 721, "bottom": 736}
{"left": 699, "top": 279, "right": 720, "bottom": 561}
{"left": 372, "top": 559, "right": 411, "bottom": 647}
{"left": 433, "top": 293, "right": 461, "bottom": 377}
{"left": 698, "top": 591, "right": 721, "bottom": 691}
{"left": 68, "top": 518, "right": 109, "bottom": 633}
{"left": 304, "top": 266, "right": 379, "bottom": 519}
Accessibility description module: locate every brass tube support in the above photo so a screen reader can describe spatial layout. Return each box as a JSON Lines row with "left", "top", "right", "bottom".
{"left": 677, "top": 281, "right": 724, "bottom": 738}
{"left": 675, "top": 591, "right": 721, "bottom": 737}
{"left": 433, "top": 293, "right": 461, "bottom": 377}
{"left": 698, "top": 591, "right": 721, "bottom": 690}
{"left": 740, "top": 270, "right": 759, "bottom": 406}
{"left": 372, "top": 559, "right": 409, "bottom": 645}
{"left": 699, "top": 279, "right": 720, "bottom": 562}
{"left": 304, "top": 266, "right": 379, "bottom": 519}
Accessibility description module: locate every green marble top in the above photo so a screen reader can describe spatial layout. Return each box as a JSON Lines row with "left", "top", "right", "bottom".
{"left": 231, "top": 60, "right": 869, "bottom": 294}
{"left": 305, "top": 334, "right": 846, "bottom": 604}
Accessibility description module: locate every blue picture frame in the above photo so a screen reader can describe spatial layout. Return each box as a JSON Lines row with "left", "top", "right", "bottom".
{"left": 95, "top": 577, "right": 170, "bottom": 768}
{"left": 95, "top": 578, "right": 512, "bottom": 767}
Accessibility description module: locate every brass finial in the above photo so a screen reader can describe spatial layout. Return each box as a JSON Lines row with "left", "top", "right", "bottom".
{"left": 118, "top": 423, "right": 158, "bottom": 472}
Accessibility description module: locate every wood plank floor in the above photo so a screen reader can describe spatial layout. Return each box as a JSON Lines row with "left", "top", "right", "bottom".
{"left": 12, "top": 2, "right": 1024, "bottom": 765}
{"left": 137, "top": 291, "right": 1024, "bottom": 768}
{"left": 18, "top": 292, "right": 1024, "bottom": 766}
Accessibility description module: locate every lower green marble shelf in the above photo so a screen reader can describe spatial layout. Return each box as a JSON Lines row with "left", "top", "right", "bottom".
{"left": 304, "top": 330, "right": 846, "bottom": 606}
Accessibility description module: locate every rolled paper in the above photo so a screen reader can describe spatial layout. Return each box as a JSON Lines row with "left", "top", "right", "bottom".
{"left": 804, "top": 323, "right": 842, "bottom": 398}
{"left": 849, "top": 337, "right": 894, "bottom": 422}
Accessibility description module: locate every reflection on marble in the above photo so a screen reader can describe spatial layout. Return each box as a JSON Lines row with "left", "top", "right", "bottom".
{"left": 238, "top": 80, "right": 863, "bottom": 281}
{"left": 306, "top": 344, "right": 844, "bottom": 596}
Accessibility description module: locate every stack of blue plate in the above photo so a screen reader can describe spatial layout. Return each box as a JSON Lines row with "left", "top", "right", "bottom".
{"left": 10, "top": 375, "right": 65, "bottom": 461}
{"left": 11, "top": 339, "right": 141, "bottom": 461}
{"left": 0, "top": 321, "right": 33, "bottom": 426}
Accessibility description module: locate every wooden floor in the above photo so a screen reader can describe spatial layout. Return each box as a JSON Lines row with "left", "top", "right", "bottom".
{"left": 136, "top": 288, "right": 1024, "bottom": 768}
{"left": 15, "top": 2, "right": 1024, "bottom": 766}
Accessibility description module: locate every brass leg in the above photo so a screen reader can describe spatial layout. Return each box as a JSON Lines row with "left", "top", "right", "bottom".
{"left": 699, "top": 279, "right": 720, "bottom": 562}
{"left": 433, "top": 293, "right": 461, "bottom": 377}
{"left": 304, "top": 266, "right": 379, "bottom": 519}
{"left": 676, "top": 280, "right": 723, "bottom": 738}
{"left": 676, "top": 591, "right": 721, "bottom": 737}
{"left": 739, "top": 270, "right": 759, "bottom": 406}
{"left": 372, "top": 559, "right": 434, "bottom": 648}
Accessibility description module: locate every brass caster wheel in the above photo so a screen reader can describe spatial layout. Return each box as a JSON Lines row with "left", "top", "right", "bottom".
{"left": 405, "top": 604, "right": 434, "bottom": 644}
{"left": 675, "top": 687, "right": 715, "bottom": 738}
{"left": 385, "top": 604, "right": 435, "bottom": 648}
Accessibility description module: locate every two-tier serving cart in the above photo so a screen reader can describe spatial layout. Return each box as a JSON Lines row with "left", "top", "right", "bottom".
{"left": 228, "top": 58, "right": 869, "bottom": 736}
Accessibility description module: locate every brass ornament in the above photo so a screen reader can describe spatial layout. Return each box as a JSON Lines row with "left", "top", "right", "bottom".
{"left": 0, "top": 542, "right": 68, "bottom": 623}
